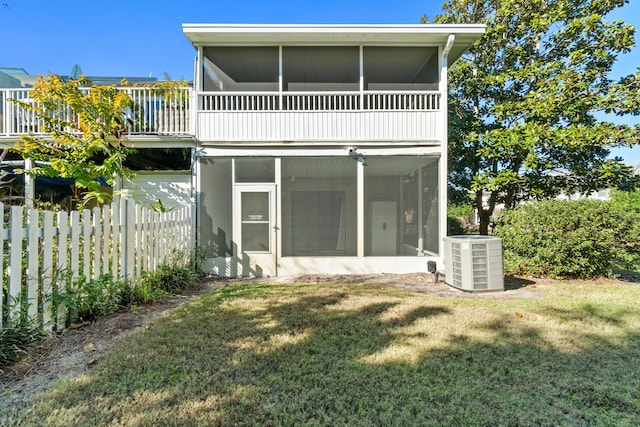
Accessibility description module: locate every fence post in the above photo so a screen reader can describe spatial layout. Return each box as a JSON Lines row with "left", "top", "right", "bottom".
{"left": 0, "top": 202, "right": 4, "bottom": 331}
{"left": 26, "top": 209, "right": 39, "bottom": 322}
{"left": 41, "top": 211, "right": 54, "bottom": 331}
{"left": 119, "top": 189, "right": 135, "bottom": 281}
{"left": 8, "top": 205, "right": 24, "bottom": 322}
{"left": 56, "top": 211, "right": 69, "bottom": 329}
{"left": 24, "top": 158, "right": 34, "bottom": 210}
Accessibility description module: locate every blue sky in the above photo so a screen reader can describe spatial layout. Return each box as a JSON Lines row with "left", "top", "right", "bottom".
{"left": 1, "top": 0, "right": 638, "bottom": 162}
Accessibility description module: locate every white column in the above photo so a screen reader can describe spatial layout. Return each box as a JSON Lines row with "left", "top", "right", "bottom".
{"left": 357, "top": 155, "right": 365, "bottom": 257}
{"left": 275, "top": 157, "right": 282, "bottom": 273}
{"left": 438, "top": 34, "right": 455, "bottom": 261}
{"left": 417, "top": 167, "right": 424, "bottom": 253}
{"left": 359, "top": 45, "right": 364, "bottom": 110}
{"left": 191, "top": 148, "right": 198, "bottom": 259}
{"left": 279, "top": 45, "right": 283, "bottom": 110}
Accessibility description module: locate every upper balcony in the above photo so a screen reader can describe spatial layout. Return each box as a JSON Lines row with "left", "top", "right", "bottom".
{"left": 194, "top": 44, "right": 445, "bottom": 144}
{"left": 0, "top": 86, "right": 192, "bottom": 142}
{"left": 185, "top": 24, "right": 486, "bottom": 144}
{"left": 1, "top": 86, "right": 442, "bottom": 145}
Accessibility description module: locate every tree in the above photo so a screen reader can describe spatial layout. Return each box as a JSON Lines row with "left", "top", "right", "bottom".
{"left": 434, "top": 0, "right": 640, "bottom": 234}
{"left": 11, "top": 74, "right": 135, "bottom": 207}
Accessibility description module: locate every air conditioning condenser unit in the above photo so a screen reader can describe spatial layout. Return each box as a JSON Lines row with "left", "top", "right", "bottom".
{"left": 443, "top": 236, "right": 504, "bottom": 292}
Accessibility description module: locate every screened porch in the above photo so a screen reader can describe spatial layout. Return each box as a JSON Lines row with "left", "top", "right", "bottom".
{"left": 198, "top": 155, "right": 441, "bottom": 277}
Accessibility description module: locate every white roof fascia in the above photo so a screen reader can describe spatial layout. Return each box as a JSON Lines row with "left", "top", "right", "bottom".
{"left": 182, "top": 24, "right": 486, "bottom": 62}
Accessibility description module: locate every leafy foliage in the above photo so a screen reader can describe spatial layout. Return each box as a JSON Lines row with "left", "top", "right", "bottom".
{"left": 52, "top": 263, "right": 200, "bottom": 324}
{"left": 495, "top": 199, "right": 640, "bottom": 278}
{"left": 141, "top": 264, "right": 199, "bottom": 295}
{"left": 611, "top": 188, "right": 640, "bottom": 213}
{"left": 0, "top": 321, "right": 44, "bottom": 368}
{"left": 447, "top": 215, "right": 466, "bottom": 235}
{"left": 435, "top": 0, "right": 640, "bottom": 234}
{"left": 52, "top": 275, "right": 122, "bottom": 323}
{"left": 10, "top": 74, "right": 136, "bottom": 206}
{"left": 448, "top": 202, "right": 475, "bottom": 219}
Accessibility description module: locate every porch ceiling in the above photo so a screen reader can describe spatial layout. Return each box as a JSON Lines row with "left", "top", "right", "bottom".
{"left": 281, "top": 157, "right": 439, "bottom": 179}
{"left": 182, "top": 24, "right": 486, "bottom": 63}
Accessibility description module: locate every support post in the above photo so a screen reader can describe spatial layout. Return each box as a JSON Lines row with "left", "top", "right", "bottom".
{"left": 119, "top": 189, "right": 134, "bottom": 281}
{"left": 24, "top": 158, "right": 34, "bottom": 209}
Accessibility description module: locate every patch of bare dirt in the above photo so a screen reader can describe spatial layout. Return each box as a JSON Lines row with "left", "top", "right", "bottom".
{"left": 0, "top": 280, "right": 223, "bottom": 412}
{"left": 0, "top": 272, "right": 634, "bottom": 412}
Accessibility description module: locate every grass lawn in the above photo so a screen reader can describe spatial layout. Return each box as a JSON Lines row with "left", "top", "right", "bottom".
{"left": 3, "top": 281, "right": 640, "bottom": 426}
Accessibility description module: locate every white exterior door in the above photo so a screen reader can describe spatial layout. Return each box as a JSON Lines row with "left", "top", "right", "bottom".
{"left": 233, "top": 185, "right": 277, "bottom": 277}
{"left": 370, "top": 201, "right": 398, "bottom": 255}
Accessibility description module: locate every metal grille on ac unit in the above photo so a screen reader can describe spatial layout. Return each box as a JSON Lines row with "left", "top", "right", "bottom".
{"left": 443, "top": 236, "right": 503, "bottom": 292}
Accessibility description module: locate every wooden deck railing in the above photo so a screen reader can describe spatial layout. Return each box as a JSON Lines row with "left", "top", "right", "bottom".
{"left": 1, "top": 88, "right": 441, "bottom": 141}
{"left": 198, "top": 90, "right": 440, "bottom": 112}
{"left": 0, "top": 87, "right": 192, "bottom": 137}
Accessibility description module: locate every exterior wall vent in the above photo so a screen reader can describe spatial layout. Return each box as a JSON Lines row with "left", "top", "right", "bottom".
{"left": 443, "top": 236, "right": 504, "bottom": 292}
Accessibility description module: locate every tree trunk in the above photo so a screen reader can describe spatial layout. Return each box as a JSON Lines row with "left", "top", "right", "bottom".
{"left": 476, "top": 189, "right": 496, "bottom": 236}
{"left": 478, "top": 209, "right": 491, "bottom": 235}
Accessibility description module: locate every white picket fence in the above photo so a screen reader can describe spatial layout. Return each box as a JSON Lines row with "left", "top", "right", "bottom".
{"left": 0, "top": 193, "right": 192, "bottom": 333}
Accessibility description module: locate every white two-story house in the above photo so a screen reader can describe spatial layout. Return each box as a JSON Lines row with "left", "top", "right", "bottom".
{"left": 184, "top": 24, "right": 484, "bottom": 277}
{"left": 0, "top": 24, "right": 484, "bottom": 278}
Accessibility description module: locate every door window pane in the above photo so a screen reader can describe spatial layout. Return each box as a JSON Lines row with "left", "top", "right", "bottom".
{"left": 241, "top": 191, "right": 270, "bottom": 253}
{"left": 242, "top": 223, "right": 270, "bottom": 252}
{"left": 241, "top": 192, "right": 269, "bottom": 221}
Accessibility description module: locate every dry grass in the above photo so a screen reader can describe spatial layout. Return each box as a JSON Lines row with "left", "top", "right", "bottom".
{"left": 2, "top": 281, "right": 640, "bottom": 426}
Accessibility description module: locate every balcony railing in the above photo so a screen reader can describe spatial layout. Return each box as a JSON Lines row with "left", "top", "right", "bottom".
{"left": 0, "top": 87, "right": 192, "bottom": 137}
{"left": 196, "top": 90, "right": 442, "bottom": 142}
{"left": 199, "top": 90, "right": 440, "bottom": 112}
{"left": 1, "top": 88, "right": 442, "bottom": 142}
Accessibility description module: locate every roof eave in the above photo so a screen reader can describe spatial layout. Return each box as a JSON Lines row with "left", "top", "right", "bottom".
{"left": 182, "top": 24, "right": 485, "bottom": 61}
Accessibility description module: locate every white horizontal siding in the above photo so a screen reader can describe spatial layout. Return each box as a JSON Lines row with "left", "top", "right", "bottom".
{"left": 198, "top": 110, "right": 440, "bottom": 142}
{"left": 123, "top": 172, "right": 192, "bottom": 211}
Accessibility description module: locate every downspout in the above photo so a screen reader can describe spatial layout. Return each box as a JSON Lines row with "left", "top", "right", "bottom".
{"left": 443, "top": 33, "right": 455, "bottom": 58}
{"left": 438, "top": 34, "right": 455, "bottom": 265}
{"left": 191, "top": 48, "right": 202, "bottom": 265}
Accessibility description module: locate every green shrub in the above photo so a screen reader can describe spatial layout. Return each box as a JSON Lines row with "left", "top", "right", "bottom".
{"left": 143, "top": 264, "right": 198, "bottom": 294}
{"left": 117, "top": 279, "right": 163, "bottom": 308}
{"left": 495, "top": 199, "right": 640, "bottom": 278}
{"left": 611, "top": 189, "right": 640, "bottom": 214}
{"left": 448, "top": 203, "right": 475, "bottom": 219}
{"left": 54, "top": 275, "right": 123, "bottom": 323}
{"left": 447, "top": 216, "right": 466, "bottom": 235}
{"left": 0, "top": 321, "right": 44, "bottom": 368}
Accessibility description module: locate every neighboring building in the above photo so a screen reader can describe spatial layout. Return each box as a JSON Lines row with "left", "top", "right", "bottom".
{"left": 0, "top": 69, "right": 23, "bottom": 88}
{"left": 0, "top": 23, "right": 485, "bottom": 277}
{"left": 0, "top": 65, "right": 159, "bottom": 88}
{"left": 556, "top": 162, "right": 640, "bottom": 202}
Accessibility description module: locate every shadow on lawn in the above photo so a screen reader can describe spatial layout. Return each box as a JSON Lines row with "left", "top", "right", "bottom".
{"left": 9, "top": 285, "right": 640, "bottom": 426}
{"left": 503, "top": 275, "right": 536, "bottom": 290}
{"left": 614, "top": 268, "right": 640, "bottom": 283}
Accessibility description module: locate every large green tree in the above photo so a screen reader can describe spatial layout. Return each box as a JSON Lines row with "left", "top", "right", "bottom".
{"left": 434, "top": 0, "right": 640, "bottom": 234}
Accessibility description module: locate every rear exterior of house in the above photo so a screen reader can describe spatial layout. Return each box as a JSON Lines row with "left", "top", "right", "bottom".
{"left": 0, "top": 24, "right": 484, "bottom": 278}
{"left": 185, "top": 24, "right": 484, "bottom": 277}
